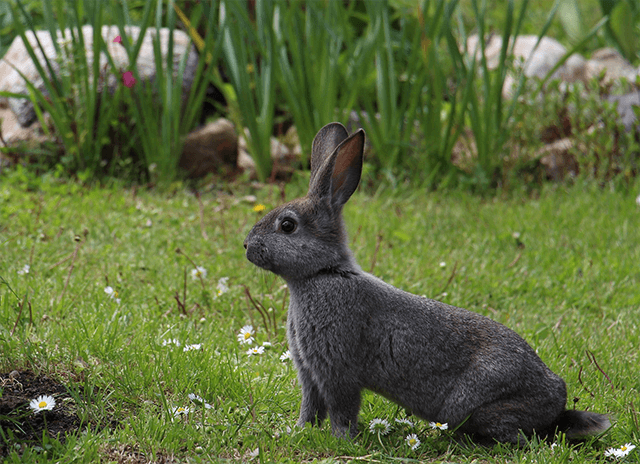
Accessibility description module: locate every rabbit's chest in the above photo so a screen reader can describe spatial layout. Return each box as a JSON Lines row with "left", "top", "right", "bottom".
{"left": 287, "top": 294, "right": 359, "bottom": 365}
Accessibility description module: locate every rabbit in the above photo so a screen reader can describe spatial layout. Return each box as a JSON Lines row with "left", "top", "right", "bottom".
{"left": 243, "top": 122, "right": 610, "bottom": 445}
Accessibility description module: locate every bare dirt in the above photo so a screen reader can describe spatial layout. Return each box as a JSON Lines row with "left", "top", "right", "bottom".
{"left": 0, "top": 370, "right": 81, "bottom": 457}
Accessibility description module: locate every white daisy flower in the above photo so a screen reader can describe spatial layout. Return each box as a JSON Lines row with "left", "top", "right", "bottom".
{"left": 636, "top": 194, "right": 640, "bottom": 207}
{"left": 368, "top": 418, "right": 391, "bottom": 435}
{"left": 162, "top": 338, "right": 181, "bottom": 347}
{"left": 429, "top": 421, "right": 448, "bottom": 430}
{"left": 246, "top": 346, "right": 265, "bottom": 356}
{"left": 191, "top": 266, "right": 207, "bottom": 280}
{"left": 17, "top": 264, "right": 30, "bottom": 275}
{"left": 171, "top": 406, "right": 190, "bottom": 416}
{"left": 512, "top": 231, "right": 521, "bottom": 239}
{"left": 262, "top": 342, "right": 272, "bottom": 349}
{"left": 405, "top": 433, "right": 421, "bottom": 450}
{"left": 439, "top": 261, "right": 446, "bottom": 268}
{"left": 104, "top": 286, "right": 121, "bottom": 304}
{"left": 188, "top": 393, "right": 213, "bottom": 409}
{"left": 29, "top": 395, "right": 55, "bottom": 413}
{"left": 280, "top": 350, "right": 291, "bottom": 362}
{"left": 605, "top": 443, "right": 636, "bottom": 459}
{"left": 237, "top": 325, "right": 255, "bottom": 344}
{"left": 395, "top": 418, "right": 414, "bottom": 426}
{"left": 183, "top": 344, "right": 202, "bottom": 352}
{"left": 216, "top": 277, "right": 230, "bottom": 296}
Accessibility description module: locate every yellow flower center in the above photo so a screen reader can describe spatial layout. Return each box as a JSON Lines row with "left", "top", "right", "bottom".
{"left": 177, "top": 408, "right": 185, "bottom": 413}
{"left": 409, "top": 438, "right": 416, "bottom": 445}
{"left": 622, "top": 446, "right": 627, "bottom": 451}
{"left": 38, "top": 401, "right": 47, "bottom": 408}
{"left": 436, "top": 422, "right": 442, "bottom": 427}
{"left": 244, "top": 332, "right": 252, "bottom": 340}
{"left": 253, "top": 204, "right": 265, "bottom": 212}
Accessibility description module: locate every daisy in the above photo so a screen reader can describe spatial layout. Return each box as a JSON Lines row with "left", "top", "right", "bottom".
{"left": 369, "top": 418, "right": 391, "bottom": 435}
{"left": 188, "top": 393, "right": 213, "bottom": 409}
{"left": 439, "top": 261, "right": 446, "bottom": 268}
{"left": 162, "top": 338, "right": 181, "bottom": 347}
{"left": 262, "top": 342, "right": 272, "bottom": 349}
{"left": 29, "top": 395, "right": 55, "bottom": 414}
{"left": 104, "top": 286, "right": 121, "bottom": 304}
{"left": 246, "top": 346, "right": 265, "bottom": 356}
{"left": 171, "top": 406, "right": 190, "bottom": 417}
{"left": 17, "top": 264, "right": 30, "bottom": 275}
{"left": 605, "top": 443, "right": 636, "bottom": 459}
{"left": 280, "top": 350, "right": 291, "bottom": 362}
{"left": 395, "top": 418, "right": 414, "bottom": 427}
{"left": 405, "top": 433, "right": 421, "bottom": 450}
{"left": 183, "top": 344, "right": 202, "bottom": 352}
{"left": 216, "top": 277, "right": 230, "bottom": 296}
{"left": 237, "top": 325, "right": 255, "bottom": 344}
{"left": 429, "top": 421, "right": 449, "bottom": 430}
{"left": 191, "top": 266, "right": 207, "bottom": 280}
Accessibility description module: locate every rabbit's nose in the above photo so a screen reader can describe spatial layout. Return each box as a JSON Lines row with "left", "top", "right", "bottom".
{"left": 243, "top": 241, "right": 248, "bottom": 250}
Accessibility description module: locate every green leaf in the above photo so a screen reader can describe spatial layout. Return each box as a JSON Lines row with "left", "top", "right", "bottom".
{"left": 609, "top": 0, "right": 638, "bottom": 61}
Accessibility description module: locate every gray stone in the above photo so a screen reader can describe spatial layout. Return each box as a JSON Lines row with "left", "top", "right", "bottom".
{"left": 607, "top": 92, "right": 640, "bottom": 133}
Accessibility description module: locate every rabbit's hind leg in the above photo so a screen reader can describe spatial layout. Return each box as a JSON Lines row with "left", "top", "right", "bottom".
{"left": 458, "top": 400, "right": 535, "bottom": 445}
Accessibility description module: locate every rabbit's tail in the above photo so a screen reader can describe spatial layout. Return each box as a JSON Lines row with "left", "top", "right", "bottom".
{"left": 552, "top": 409, "right": 611, "bottom": 439}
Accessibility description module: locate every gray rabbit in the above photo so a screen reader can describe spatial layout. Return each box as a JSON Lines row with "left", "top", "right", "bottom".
{"left": 243, "top": 123, "right": 610, "bottom": 444}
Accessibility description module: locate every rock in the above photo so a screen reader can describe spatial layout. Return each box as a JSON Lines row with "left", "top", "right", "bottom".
{"left": 465, "top": 35, "right": 589, "bottom": 97}
{"left": 536, "top": 137, "right": 577, "bottom": 181}
{"left": 179, "top": 118, "right": 238, "bottom": 178}
{"left": 607, "top": 91, "right": 640, "bottom": 133}
{"left": 584, "top": 48, "right": 638, "bottom": 84}
{"left": 237, "top": 146, "right": 256, "bottom": 175}
{"left": 0, "top": 25, "right": 198, "bottom": 128}
{"left": 237, "top": 128, "right": 302, "bottom": 179}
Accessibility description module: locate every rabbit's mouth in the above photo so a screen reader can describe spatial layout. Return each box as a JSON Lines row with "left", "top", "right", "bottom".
{"left": 244, "top": 241, "right": 274, "bottom": 272}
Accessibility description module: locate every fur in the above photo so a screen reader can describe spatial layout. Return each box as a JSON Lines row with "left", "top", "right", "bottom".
{"left": 243, "top": 123, "right": 610, "bottom": 444}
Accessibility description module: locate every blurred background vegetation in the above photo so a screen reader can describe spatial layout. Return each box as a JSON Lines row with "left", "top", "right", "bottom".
{"left": 0, "top": 0, "right": 638, "bottom": 191}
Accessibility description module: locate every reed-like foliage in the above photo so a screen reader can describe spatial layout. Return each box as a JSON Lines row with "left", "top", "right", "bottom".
{"left": 219, "top": 0, "right": 276, "bottom": 182}
{"left": 3, "top": 0, "right": 216, "bottom": 183}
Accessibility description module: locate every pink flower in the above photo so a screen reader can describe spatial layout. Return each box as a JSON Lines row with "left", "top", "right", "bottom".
{"left": 122, "top": 71, "right": 136, "bottom": 88}
{"left": 113, "top": 35, "right": 122, "bottom": 44}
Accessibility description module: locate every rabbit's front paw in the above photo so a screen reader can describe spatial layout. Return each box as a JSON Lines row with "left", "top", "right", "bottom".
{"left": 330, "top": 419, "right": 359, "bottom": 440}
{"left": 298, "top": 384, "right": 327, "bottom": 426}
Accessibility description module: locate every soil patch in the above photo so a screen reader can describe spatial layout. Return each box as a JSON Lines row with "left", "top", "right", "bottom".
{"left": 0, "top": 370, "right": 82, "bottom": 457}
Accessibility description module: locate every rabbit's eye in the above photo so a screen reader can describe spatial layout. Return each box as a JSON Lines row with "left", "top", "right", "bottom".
{"left": 280, "top": 218, "right": 296, "bottom": 234}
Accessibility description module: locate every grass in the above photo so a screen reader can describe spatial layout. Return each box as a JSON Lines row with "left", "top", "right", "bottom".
{"left": 1, "top": 171, "right": 639, "bottom": 462}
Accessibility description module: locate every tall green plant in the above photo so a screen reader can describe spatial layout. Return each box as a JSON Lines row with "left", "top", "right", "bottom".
{"left": 599, "top": 0, "right": 639, "bottom": 63}
{"left": 415, "top": 0, "right": 468, "bottom": 188}
{"left": 356, "top": 0, "right": 426, "bottom": 177}
{"left": 463, "top": 0, "right": 535, "bottom": 189}
{"left": 4, "top": 0, "right": 216, "bottom": 183}
{"left": 6, "top": 0, "right": 131, "bottom": 175}
{"left": 272, "top": 1, "right": 370, "bottom": 165}
{"left": 111, "top": 0, "right": 220, "bottom": 183}
{"left": 219, "top": 0, "right": 276, "bottom": 182}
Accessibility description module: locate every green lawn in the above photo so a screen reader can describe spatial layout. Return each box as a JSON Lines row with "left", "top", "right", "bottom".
{"left": 1, "top": 172, "right": 639, "bottom": 462}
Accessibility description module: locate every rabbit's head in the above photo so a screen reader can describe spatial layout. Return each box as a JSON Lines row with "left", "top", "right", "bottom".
{"left": 244, "top": 123, "right": 364, "bottom": 281}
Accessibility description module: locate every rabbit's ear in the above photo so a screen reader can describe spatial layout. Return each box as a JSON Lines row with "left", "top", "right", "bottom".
{"left": 310, "top": 123, "right": 349, "bottom": 185}
{"left": 309, "top": 129, "right": 364, "bottom": 209}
